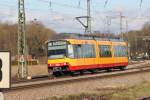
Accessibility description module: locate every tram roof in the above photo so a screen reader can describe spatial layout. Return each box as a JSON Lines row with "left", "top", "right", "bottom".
{"left": 49, "top": 33, "right": 124, "bottom": 42}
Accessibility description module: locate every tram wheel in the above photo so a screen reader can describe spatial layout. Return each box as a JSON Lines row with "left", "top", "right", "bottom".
{"left": 53, "top": 72, "right": 62, "bottom": 77}
{"left": 70, "top": 71, "right": 76, "bottom": 76}
{"left": 80, "top": 70, "right": 84, "bottom": 75}
{"left": 89, "top": 69, "right": 96, "bottom": 74}
{"left": 106, "top": 68, "right": 112, "bottom": 72}
{"left": 119, "top": 66, "right": 126, "bottom": 71}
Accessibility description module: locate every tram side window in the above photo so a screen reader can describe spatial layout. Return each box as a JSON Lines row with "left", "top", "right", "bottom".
{"left": 73, "top": 44, "right": 96, "bottom": 58}
{"left": 122, "top": 46, "right": 127, "bottom": 57}
{"left": 99, "top": 45, "right": 112, "bottom": 57}
{"left": 82, "top": 44, "right": 96, "bottom": 58}
{"left": 114, "top": 46, "right": 127, "bottom": 57}
{"left": 74, "top": 45, "right": 83, "bottom": 58}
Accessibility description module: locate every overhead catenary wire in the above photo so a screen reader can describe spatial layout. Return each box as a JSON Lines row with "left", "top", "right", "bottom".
{"left": 49, "top": 0, "right": 52, "bottom": 10}
{"left": 104, "top": 0, "right": 109, "bottom": 8}
{"left": 78, "top": 0, "right": 81, "bottom": 8}
{"left": 140, "top": 0, "right": 143, "bottom": 9}
{"left": 0, "top": 0, "right": 122, "bottom": 20}
{"left": 0, "top": 0, "right": 149, "bottom": 33}
{"left": 0, "top": 4, "right": 105, "bottom": 25}
{"left": 0, "top": 2, "right": 80, "bottom": 17}
{"left": 0, "top": 0, "right": 147, "bottom": 16}
{"left": 38, "top": 0, "right": 86, "bottom": 10}
{"left": 38, "top": 0, "right": 110, "bottom": 15}
{"left": 0, "top": 1, "right": 148, "bottom": 21}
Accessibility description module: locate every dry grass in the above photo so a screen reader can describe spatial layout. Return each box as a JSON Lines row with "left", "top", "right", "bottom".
{"left": 111, "top": 81, "right": 150, "bottom": 100}
{"left": 42, "top": 81, "right": 150, "bottom": 100}
{"left": 43, "top": 93, "right": 111, "bottom": 100}
{"left": 11, "top": 64, "right": 48, "bottom": 79}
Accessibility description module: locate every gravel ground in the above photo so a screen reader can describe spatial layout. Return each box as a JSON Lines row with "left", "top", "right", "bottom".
{"left": 4, "top": 67, "right": 150, "bottom": 100}
{"left": 6, "top": 60, "right": 150, "bottom": 100}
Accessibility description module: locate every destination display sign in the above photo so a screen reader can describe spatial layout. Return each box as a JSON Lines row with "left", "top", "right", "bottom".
{"left": 48, "top": 41, "right": 67, "bottom": 46}
{"left": 0, "top": 52, "right": 11, "bottom": 89}
{"left": 48, "top": 45, "right": 66, "bottom": 50}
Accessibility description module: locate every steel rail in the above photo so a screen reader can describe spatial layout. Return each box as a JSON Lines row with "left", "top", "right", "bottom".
{"left": 11, "top": 62, "right": 150, "bottom": 84}
{"left": 3, "top": 65, "right": 150, "bottom": 93}
{"left": 139, "top": 96, "right": 150, "bottom": 100}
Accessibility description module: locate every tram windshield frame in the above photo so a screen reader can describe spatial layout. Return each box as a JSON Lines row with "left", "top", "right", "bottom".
{"left": 47, "top": 40, "right": 68, "bottom": 59}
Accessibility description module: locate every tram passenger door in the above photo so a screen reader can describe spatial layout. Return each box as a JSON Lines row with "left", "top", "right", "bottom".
{"left": 68, "top": 44, "right": 85, "bottom": 70}
{"left": 113, "top": 45, "right": 123, "bottom": 66}
{"left": 74, "top": 44, "right": 85, "bottom": 70}
{"left": 72, "top": 44, "right": 96, "bottom": 70}
{"left": 81, "top": 44, "right": 96, "bottom": 69}
{"left": 113, "top": 45, "right": 117, "bottom": 66}
{"left": 99, "top": 45, "right": 113, "bottom": 68}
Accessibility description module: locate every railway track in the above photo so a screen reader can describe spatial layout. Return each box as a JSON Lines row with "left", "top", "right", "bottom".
{"left": 3, "top": 63, "right": 150, "bottom": 93}
{"left": 11, "top": 61, "right": 149, "bottom": 84}
{"left": 139, "top": 96, "right": 150, "bottom": 100}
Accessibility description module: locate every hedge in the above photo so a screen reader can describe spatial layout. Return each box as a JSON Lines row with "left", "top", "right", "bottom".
{"left": 12, "top": 60, "right": 38, "bottom": 65}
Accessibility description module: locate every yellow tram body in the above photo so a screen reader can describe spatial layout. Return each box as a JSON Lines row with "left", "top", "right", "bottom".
{"left": 47, "top": 38, "right": 128, "bottom": 73}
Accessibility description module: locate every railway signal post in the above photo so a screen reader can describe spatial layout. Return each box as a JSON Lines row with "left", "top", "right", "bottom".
{"left": 18, "top": 0, "right": 28, "bottom": 79}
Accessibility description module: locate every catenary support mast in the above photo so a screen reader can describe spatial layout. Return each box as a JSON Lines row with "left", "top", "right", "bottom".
{"left": 76, "top": 0, "right": 92, "bottom": 34}
{"left": 18, "top": 0, "right": 28, "bottom": 79}
{"left": 87, "top": 0, "right": 91, "bottom": 34}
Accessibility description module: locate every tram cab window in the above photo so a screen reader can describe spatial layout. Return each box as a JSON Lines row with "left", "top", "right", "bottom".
{"left": 48, "top": 41, "right": 67, "bottom": 59}
{"left": 99, "top": 45, "right": 112, "bottom": 57}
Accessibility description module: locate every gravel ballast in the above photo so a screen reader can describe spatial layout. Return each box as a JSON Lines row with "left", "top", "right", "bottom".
{"left": 4, "top": 67, "right": 150, "bottom": 100}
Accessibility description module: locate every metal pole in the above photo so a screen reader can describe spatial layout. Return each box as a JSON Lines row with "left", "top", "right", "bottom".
{"left": 126, "top": 19, "right": 131, "bottom": 59}
{"left": 18, "top": 0, "right": 28, "bottom": 79}
{"left": 120, "top": 12, "right": 123, "bottom": 39}
{"left": 87, "top": 0, "right": 91, "bottom": 34}
{"left": 75, "top": 0, "right": 92, "bottom": 34}
{"left": 106, "top": 16, "right": 111, "bottom": 34}
{"left": 126, "top": 19, "right": 128, "bottom": 37}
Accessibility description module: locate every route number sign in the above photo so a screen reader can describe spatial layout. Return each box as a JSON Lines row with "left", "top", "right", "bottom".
{"left": 0, "top": 52, "right": 10, "bottom": 89}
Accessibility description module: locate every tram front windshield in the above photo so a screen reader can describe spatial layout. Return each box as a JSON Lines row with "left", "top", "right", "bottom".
{"left": 48, "top": 41, "right": 67, "bottom": 59}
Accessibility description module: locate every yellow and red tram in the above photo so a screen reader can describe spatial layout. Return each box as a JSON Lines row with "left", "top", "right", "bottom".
{"left": 47, "top": 37, "right": 128, "bottom": 76}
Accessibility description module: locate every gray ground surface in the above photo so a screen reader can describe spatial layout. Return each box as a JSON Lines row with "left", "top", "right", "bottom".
{"left": 4, "top": 60, "right": 150, "bottom": 100}
{"left": 5, "top": 71, "right": 150, "bottom": 100}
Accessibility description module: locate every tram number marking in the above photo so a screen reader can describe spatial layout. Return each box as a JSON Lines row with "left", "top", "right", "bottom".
{"left": 0, "top": 58, "right": 2, "bottom": 82}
